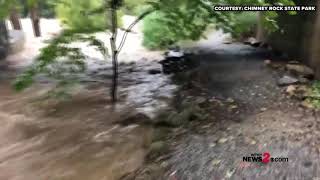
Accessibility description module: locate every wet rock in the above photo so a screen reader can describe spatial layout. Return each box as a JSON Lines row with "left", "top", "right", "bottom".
{"left": 286, "top": 64, "right": 314, "bottom": 79}
{"left": 148, "top": 69, "right": 162, "bottom": 75}
{"left": 244, "top": 37, "right": 261, "bottom": 47}
{"left": 159, "top": 49, "right": 197, "bottom": 74}
{"left": 277, "top": 75, "right": 299, "bottom": 86}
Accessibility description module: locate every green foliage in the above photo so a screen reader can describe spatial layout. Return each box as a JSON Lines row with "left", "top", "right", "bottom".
{"left": 14, "top": 30, "right": 108, "bottom": 92}
{"left": 55, "top": 0, "right": 106, "bottom": 31}
{"left": 0, "top": 0, "right": 17, "bottom": 19}
{"left": 1, "top": 0, "right": 55, "bottom": 19}
{"left": 143, "top": 0, "right": 214, "bottom": 49}
{"left": 38, "top": 0, "right": 56, "bottom": 18}
{"left": 143, "top": 12, "right": 175, "bottom": 49}
{"left": 232, "top": 12, "right": 257, "bottom": 38}
{"left": 122, "top": 0, "right": 148, "bottom": 15}
{"left": 55, "top": 0, "right": 123, "bottom": 31}
{"left": 142, "top": 0, "right": 296, "bottom": 49}
{"left": 306, "top": 81, "right": 320, "bottom": 108}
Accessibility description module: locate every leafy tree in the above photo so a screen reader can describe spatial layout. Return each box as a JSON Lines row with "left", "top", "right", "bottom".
{"left": 56, "top": 0, "right": 107, "bottom": 32}
{"left": 142, "top": 0, "right": 296, "bottom": 49}
{"left": 13, "top": 0, "right": 296, "bottom": 103}
{"left": 0, "top": 0, "right": 43, "bottom": 36}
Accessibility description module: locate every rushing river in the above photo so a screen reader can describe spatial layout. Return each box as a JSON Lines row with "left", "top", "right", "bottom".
{"left": 0, "top": 18, "right": 177, "bottom": 180}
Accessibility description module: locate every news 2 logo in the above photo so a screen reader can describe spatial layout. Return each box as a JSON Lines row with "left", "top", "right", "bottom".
{"left": 243, "top": 152, "right": 288, "bottom": 164}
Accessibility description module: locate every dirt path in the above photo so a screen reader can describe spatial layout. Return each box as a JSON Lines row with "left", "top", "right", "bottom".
{"left": 134, "top": 43, "right": 320, "bottom": 180}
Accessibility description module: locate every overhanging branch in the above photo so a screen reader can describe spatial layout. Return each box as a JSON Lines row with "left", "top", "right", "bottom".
{"left": 117, "top": 9, "right": 154, "bottom": 53}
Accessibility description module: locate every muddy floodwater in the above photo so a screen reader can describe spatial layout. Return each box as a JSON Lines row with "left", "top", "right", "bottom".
{"left": 0, "top": 18, "right": 177, "bottom": 180}
{"left": 0, "top": 60, "right": 177, "bottom": 180}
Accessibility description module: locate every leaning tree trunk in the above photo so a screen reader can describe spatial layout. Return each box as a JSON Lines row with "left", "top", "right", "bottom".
{"left": 30, "top": 5, "right": 41, "bottom": 37}
{"left": 109, "top": 0, "right": 119, "bottom": 103}
{"left": 9, "top": 8, "right": 22, "bottom": 30}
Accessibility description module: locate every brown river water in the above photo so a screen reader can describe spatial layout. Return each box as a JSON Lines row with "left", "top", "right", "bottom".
{"left": 0, "top": 18, "right": 177, "bottom": 180}
{"left": 0, "top": 61, "right": 176, "bottom": 180}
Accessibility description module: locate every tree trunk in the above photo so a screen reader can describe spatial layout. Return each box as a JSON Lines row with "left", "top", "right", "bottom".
{"left": 256, "top": 12, "right": 265, "bottom": 42}
{"left": 30, "top": 5, "right": 41, "bottom": 37}
{"left": 9, "top": 8, "right": 22, "bottom": 30}
{"left": 0, "top": 21, "right": 9, "bottom": 59}
{"left": 110, "top": 0, "right": 119, "bottom": 103}
{"left": 311, "top": 0, "right": 320, "bottom": 77}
